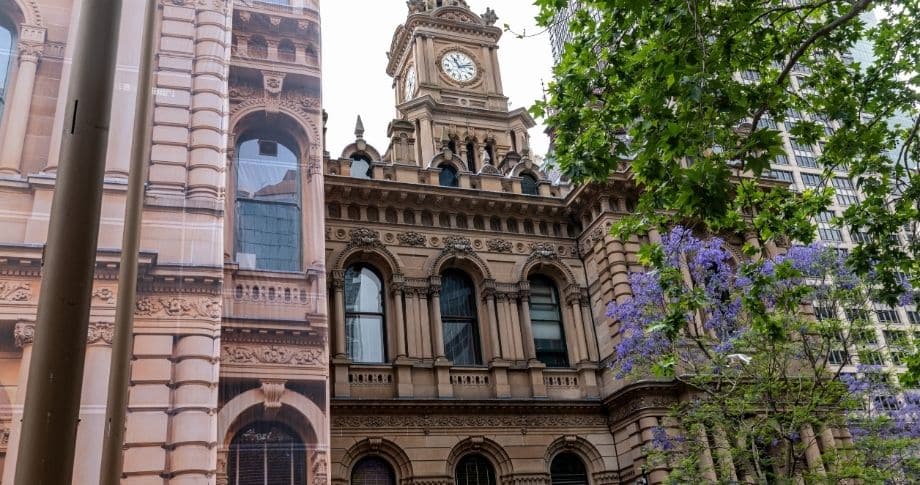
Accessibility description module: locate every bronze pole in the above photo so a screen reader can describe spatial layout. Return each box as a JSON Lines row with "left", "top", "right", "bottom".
{"left": 14, "top": 0, "right": 123, "bottom": 483}
{"left": 99, "top": 0, "right": 157, "bottom": 483}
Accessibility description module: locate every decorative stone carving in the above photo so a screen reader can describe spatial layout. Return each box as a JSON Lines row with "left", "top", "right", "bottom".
{"left": 349, "top": 228, "right": 381, "bottom": 247}
{"left": 332, "top": 413, "right": 609, "bottom": 429}
{"left": 263, "top": 71, "right": 286, "bottom": 95}
{"left": 529, "top": 242, "right": 558, "bottom": 260}
{"left": 260, "top": 379, "right": 286, "bottom": 411}
{"left": 14, "top": 322, "right": 35, "bottom": 348}
{"left": 481, "top": 7, "right": 498, "bottom": 26}
{"left": 222, "top": 345, "right": 325, "bottom": 366}
{"left": 398, "top": 231, "right": 426, "bottom": 246}
{"left": 87, "top": 322, "right": 114, "bottom": 345}
{"left": 442, "top": 236, "right": 473, "bottom": 254}
{"left": 0, "top": 281, "right": 32, "bottom": 301}
{"left": 134, "top": 296, "right": 222, "bottom": 320}
{"left": 92, "top": 287, "right": 115, "bottom": 303}
{"left": 486, "top": 238, "right": 512, "bottom": 253}
{"left": 407, "top": 0, "right": 427, "bottom": 14}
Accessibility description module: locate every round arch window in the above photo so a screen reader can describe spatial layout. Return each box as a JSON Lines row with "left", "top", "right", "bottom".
{"left": 521, "top": 173, "right": 539, "bottom": 195}
{"left": 439, "top": 164, "right": 459, "bottom": 187}
{"left": 550, "top": 452, "right": 589, "bottom": 485}
{"left": 228, "top": 421, "right": 307, "bottom": 485}
{"left": 455, "top": 454, "right": 495, "bottom": 485}
{"left": 351, "top": 456, "right": 396, "bottom": 485}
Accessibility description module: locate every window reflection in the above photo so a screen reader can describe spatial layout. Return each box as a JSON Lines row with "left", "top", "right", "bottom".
{"left": 441, "top": 270, "right": 481, "bottom": 365}
{"left": 350, "top": 154, "right": 373, "bottom": 179}
{"left": 228, "top": 421, "right": 306, "bottom": 485}
{"left": 0, "top": 19, "right": 14, "bottom": 121}
{"left": 529, "top": 276, "right": 568, "bottom": 367}
{"left": 235, "top": 136, "right": 302, "bottom": 272}
{"left": 345, "top": 264, "right": 386, "bottom": 363}
{"left": 439, "top": 164, "right": 459, "bottom": 187}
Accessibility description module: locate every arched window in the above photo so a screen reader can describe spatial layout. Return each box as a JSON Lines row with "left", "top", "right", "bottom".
{"left": 235, "top": 136, "right": 301, "bottom": 272}
{"left": 455, "top": 454, "right": 495, "bottom": 485}
{"left": 521, "top": 173, "right": 539, "bottom": 195}
{"left": 278, "top": 38, "right": 296, "bottom": 62}
{"left": 0, "top": 17, "right": 15, "bottom": 121}
{"left": 351, "top": 153, "right": 373, "bottom": 179}
{"left": 550, "top": 453, "right": 588, "bottom": 485}
{"left": 441, "top": 270, "right": 481, "bottom": 365}
{"left": 345, "top": 264, "right": 386, "bottom": 363}
{"left": 228, "top": 421, "right": 306, "bottom": 485}
{"left": 529, "top": 276, "right": 568, "bottom": 367}
{"left": 352, "top": 456, "right": 396, "bottom": 485}
{"left": 484, "top": 142, "right": 495, "bottom": 164}
{"left": 465, "top": 141, "right": 476, "bottom": 172}
{"left": 447, "top": 139, "right": 457, "bottom": 155}
{"left": 440, "top": 164, "right": 459, "bottom": 187}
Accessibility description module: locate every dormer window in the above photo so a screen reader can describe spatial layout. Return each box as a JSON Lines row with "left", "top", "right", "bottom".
{"left": 350, "top": 154, "right": 373, "bottom": 179}
{"left": 521, "top": 173, "right": 539, "bottom": 195}
{"left": 439, "top": 164, "right": 459, "bottom": 187}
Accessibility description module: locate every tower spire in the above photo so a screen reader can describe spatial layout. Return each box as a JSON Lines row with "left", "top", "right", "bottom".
{"left": 354, "top": 115, "right": 365, "bottom": 140}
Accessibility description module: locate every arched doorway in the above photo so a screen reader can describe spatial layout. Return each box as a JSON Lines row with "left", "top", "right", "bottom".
{"left": 228, "top": 421, "right": 308, "bottom": 485}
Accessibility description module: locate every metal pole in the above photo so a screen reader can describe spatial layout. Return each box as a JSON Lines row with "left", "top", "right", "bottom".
{"left": 14, "top": 0, "right": 123, "bottom": 483}
{"left": 99, "top": 0, "right": 157, "bottom": 483}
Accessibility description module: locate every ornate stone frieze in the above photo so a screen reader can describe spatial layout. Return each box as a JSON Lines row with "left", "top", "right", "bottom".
{"left": 222, "top": 344, "right": 325, "bottom": 366}
{"left": 87, "top": 322, "right": 114, "bottom": 345}
{"left": 92, "top": 287, "right": 116, "bottom": 304}
{"left": 500, "top": 474, "right": 548, "bottom": 485}
{"left": 591, "top": 471, "right": 621, "bottom": 485}
{"left": 134, "top": 296, "right": 222, "bottom": 320}
{"left": 529, "top": 242, "right": 558, "bottom": 260}
{"left": 0, "top": 281, "right": 32, "bottom": 301}
{"left": 398, "top": 231, "right": 427, "bottom": 247}
{"left": 349, "top": 228, "right": 382, "bottom": 247}
{"left": 442, "top": 236, "right": 473, "bottom": 254}
{"left": 608, "top": 391, "right": 678, "bottom": 424}
{"left": 14, "top": 322, "right": 34, "bottom": 348}
{"left": 331, "top": 413, "right": 608, "bottom": 429}
{"left": 486, "top": 238, "right": 512, "bottom": 253}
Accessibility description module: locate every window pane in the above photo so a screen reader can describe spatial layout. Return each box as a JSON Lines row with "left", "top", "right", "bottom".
{"left": 440, "top": 165, "right": 459, "bottom": 187}
{"left": 346, "top": 315, "right": 385, "bottom": 363}
{"left": 521, "top": 174, "right": 538, "bottom": 195}
{"left": 0, "top": 24, "right": 12, "bottom": 120}
{"left": 345, "top": 266, "right": 384, "bottom": 313}
{"left": 345, "top": 265, "right": 386, "bottom": 363}
{"left": 352, "top": 457, "right": 396, "bottom": 485}
{"left": 529, "top": 276, "right": 568, "bottom": 367}
{"left": 456, "top": 455, "right": 495, "bottom": 485}
{"left": 441, "top": 270, "right": 481, "bottom": 365}
{"left": 237, "top": 139, "right": 299, "bottom": 204}
{"left": 229, "top": 422, "right": 306, "bottom": 485}
{"left": 551, "top": 453, "right": 588, "bottom": 485}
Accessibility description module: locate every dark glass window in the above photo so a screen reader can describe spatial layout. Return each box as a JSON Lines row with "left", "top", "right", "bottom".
{"left": 455, "top": 454, "right": 495, "bottom": 485}
{"left": 352, "top": 456, "right": 396, "bottom": 485}
{"left": 278, "top": 38, "right": 296, "bottom": 62}
{"left": 529, "top": 276, "right": 569, "bottom": 367}
{"left": 440, "top": 165, "right": 459, "bottom": 187}
{"left": 550, "top": 453, "right": 589, "bottom": 485}
{"left": 521, "top": 174, "right": 539, "bottom": 195}
{"left": 235, "top": 137, "right": 301, "bottom": 271}
{"left": 249, "top": 36, "right": 268, "bottom": 58}
{"left": 0, "top": 19, "right": 14, "bottom": 121}
{"left": 345, "top": 265, "right": 386, "bottom": 363}
{"left": 441, "top": 270, "right": 481, "bottom": 365}
{"left": 228, "top": 421, "right": 306, "bottom": 485}
{"left": 351, "top": 154, "right": 373, "bottom": 179}
{"left": 466, "top": 141, "right": 476, "bottom": 172}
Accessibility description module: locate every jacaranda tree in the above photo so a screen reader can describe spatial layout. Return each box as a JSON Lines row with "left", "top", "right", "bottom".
{"left": 611, "top": 227, "right": 919, "bottom": 482}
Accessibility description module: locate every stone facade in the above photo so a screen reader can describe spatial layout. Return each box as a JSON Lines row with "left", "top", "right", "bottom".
{"left": 0, "top": 0, "right": 328, "bottom": 483}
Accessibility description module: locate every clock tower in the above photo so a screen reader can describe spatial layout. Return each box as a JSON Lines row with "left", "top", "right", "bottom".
{"left": 383, "top": 0, "right": 535, "bottom": 172}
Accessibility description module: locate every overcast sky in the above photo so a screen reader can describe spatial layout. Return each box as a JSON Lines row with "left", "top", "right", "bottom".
{"left": 321, "top": 1, "right": 554, "bottom": 160}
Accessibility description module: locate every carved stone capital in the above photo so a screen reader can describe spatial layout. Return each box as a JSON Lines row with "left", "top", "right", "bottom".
{"left": 331, "top": 270, "right": 345, "bottom": 290}
{"left": 17, "top": 42, "right": 43, "bottom": 63}
{"left": 87, "top": 322, "right": 114, "bottom": 345}
{"left": 14, "top": 322, "right": 35, "bottom": 348}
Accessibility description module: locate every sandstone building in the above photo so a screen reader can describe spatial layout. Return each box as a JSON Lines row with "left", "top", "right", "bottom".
{"left": 0, "top": 0, "right": 328, "bottom": 483}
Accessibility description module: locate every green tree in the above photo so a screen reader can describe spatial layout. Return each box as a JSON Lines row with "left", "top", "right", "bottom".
{"left": 533, "top": 0, "right": 918, "bottom": 303}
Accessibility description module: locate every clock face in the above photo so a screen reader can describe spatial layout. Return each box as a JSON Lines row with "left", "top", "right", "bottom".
{"left": 404, "top": 67, "right": 417, "bottom": 100}
{"left": 440, "top": 51, "right": 477, "bottom": 83}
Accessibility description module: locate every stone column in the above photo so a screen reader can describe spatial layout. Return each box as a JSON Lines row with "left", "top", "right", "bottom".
{"left": 428, "top": 277, "right": 445, "bottom": 359}
{"left": 516, "top": 283, "right": 537, "bottom": 361}
{"left": 72, "top": 323, "right": 114, "bottom": 484}
{"left": 0, "top": 41, "right": 42, "bottom": 175}
{"left": 186, "top": 4, "right": 231, "bottom": 200}
{"left": 417, "top": 290, "right": 433, "bottom": 359}
{"left": 801, "top": 424, "right": 827, "bottom": 476}
{"left": 580, "top": 295, "right": 599, "bottom": 362}
{"left": 482, "top": 280, "right": 502, "bottom": 360}
{"left": 391, "top": 277, "right": 407, "bottom": 358}
{"left": 568, "top": 291, "right": 588, "bottom": 363}
{"left": 168, "top": 334, "right": 219, "bottom": 483}
{"left": 332, "top": 270, "right": 346, "bottom": 357}
{"left": 2, "top": 322, "right": 36, "bottom": 484}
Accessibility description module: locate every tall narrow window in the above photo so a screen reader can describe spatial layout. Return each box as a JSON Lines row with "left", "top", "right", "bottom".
{"left": 529, "top": 276, "right": 568, "bottom": 367}
{"left": 345, "top": 264, "right": 386, "bottom": 363}
{"left": 484, "top": 142, "right": 495, "bottom": 164}
{"left": 455, "top": 454, "right": 495, "bottom": 485}
{"left": 440, "top": 164, "right": 459, "bottom": 187}
{"left": 465, "top": 141, "right": 476, "bottom": 172}
{"left": 441, "top": 270, "right": 481, "bottom": 365}
{"left": 235, "top": 136, "right": 302, "bottom": 271}
{"left": 550, "top": 453, "right": 588, "bottom": 485}
{"left": 228, "top": 421, "right": 306, "bottom": 485}
{"left": 0, "top": 19, "right": 14, "bottom": 121}
{"left": 521, "top": 174, "right": 539, "bottom": 195}
{"left": 352, "top": 456, "right": 396, "bottom": 485}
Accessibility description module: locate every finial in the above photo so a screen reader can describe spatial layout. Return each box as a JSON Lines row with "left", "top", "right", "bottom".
{"left": 523, "top": 133, "right": 531, "bottom": 157}
{"left": 354, "top": 115, "right": 365, "bottom": 140}
{"left": 482, "top": 7, "right": 498, "bottom": 26}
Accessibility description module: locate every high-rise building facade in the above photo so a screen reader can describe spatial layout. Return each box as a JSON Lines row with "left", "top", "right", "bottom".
{"left": 0, "top": 0, "right": 329, "bottom": 483}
